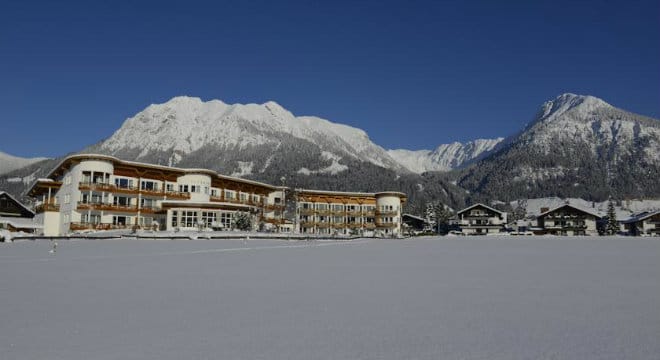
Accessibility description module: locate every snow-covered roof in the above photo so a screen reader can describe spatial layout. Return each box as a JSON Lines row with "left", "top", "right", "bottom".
{"left": 456, "top": 203, "right": 504, "bottom": 216}
{"left": 402, "top": 213, "right": 428, "bottom": 223}
{"left": 537, "top": 203, "right": 602, "bottom": 219}
{"left": 621, "top": 210, "right": 660, "bottom": 224}
{"left": 0, "top": 191, "right": 35, "bottom": 216}
{"left": 0, "top": 216, "right": 43, "bottom": 229}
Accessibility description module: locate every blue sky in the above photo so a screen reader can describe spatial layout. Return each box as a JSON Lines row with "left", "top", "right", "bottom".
{"left": 1, "top": 0, "right": 658, "bottom": 157}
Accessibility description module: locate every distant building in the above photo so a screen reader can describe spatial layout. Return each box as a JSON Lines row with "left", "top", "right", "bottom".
{"left": 536, "top": 204, "right": 601, "bottom": 236}
{"left": 402, "top": 213, "right": 431, "bottom": 233}
{"left": 0, "top": 191, "right": 42, "bottom": 234}
{"left": 455, "top": 203, "right": 507, "bottom": 235}
{"left": 621, "top": 210, "right": 660, "bottom": 236}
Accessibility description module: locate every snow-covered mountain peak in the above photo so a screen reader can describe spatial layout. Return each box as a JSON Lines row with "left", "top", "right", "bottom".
{"left": 537, "top": 93, "right": 610, "bottom": 124}
{"left": 388, "top": 137, "right": 504, "bottom": 173}
{"left": 0, "top": 151, "right": 49, "bottom": 175}
{"left": 95, "top": 96, "right": 406, "bottom": 172}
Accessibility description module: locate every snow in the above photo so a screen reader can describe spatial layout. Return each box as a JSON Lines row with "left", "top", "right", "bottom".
{"left": 388, "top": 138, "right": 503, "bottom": 173}
{"left": 297, "top": 159, "right": 348, "bottom": 175}
{"left": 1, "top": 237, "right": 658, "bottom": 360}
{"left": 513, "top": 197, "right": 660, "bottom": 220}
{"left": 0, "top": 151, "right": 48, "bottom": 175}
{"left": 230, "top": 161, "right": 254, "bottom": 177}
{"left": 100, "top": 96, "right": 404, "bottom": 171}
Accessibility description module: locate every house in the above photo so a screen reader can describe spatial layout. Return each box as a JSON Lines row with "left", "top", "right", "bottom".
{"left": 621, "top": 210, "right": 660, "bottom": 236}
{"left": 27, "top": 154, "right": 407, "bottom": 237}
{"left": 402, "top": 213, "right": 431, "bottom": 233}
{"left": 455, "top": 203, "right": 507, "bottom": 235}
{"left": 536, "top": 204, "right": 601, "bottom": 236}
{"left": 0, "top": 191, "right": 42, "bottom": 235}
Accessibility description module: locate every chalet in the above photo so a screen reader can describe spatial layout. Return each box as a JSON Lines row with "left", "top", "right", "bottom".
{"left": 455, "top": 203, "right": 507, "bottom": 235}
{"left": 0, "top": 191, "right": 42, "bottom": 235}
{"left": 402, "top": 213, "right": 431, "bottom": 233}
{"left": 536, "top": 204, "right": 601, "bottom": 236}
{"left": 621, "top": 210, "right": 660, "bottom": 236}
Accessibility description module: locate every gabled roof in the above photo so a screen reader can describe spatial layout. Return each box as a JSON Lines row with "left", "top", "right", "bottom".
{"left": 621, "top": 209, "right": 660, "bottom": 224}
{"left": 402, "top": 213, "right": 428, "bottom": 223}
{"left": 537, "top": 203, "right": 602, "bottom": 219}
{"left": 457, "top": 203, "right": 504, "bottom": 216}
{"left": 0, "top": 191, "right": 35, "bottom": 217}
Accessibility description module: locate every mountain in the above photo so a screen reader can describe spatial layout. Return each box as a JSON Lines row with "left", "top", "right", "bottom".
{"left": 88, "top": 96, "right": 407, "bottom": 175}
{"left": 2, "top": 93, "right": 659, "bottom": 215}
{"left": 0, "top": 151, "right": 49, "bottom": 175}
{"left": 388, "top": 138, "right": 504, "bottom": 173}
{"left": 457, "top": 93, "right": 660, "bottom": 202}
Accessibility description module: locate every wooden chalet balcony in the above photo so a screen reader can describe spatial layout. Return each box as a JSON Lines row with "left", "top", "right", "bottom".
{"left": 300, "top": 221, "right": 315, "bottom": 228}
{"left": 262, "top": 218, "right": 285, "bottom": 225}
{"left": 138, "top": 205, "right": 160, "bottom": 214}
{"left": 376, "top": 210, "right": 398, "bottom": 216}
{"left": 163, "top": 190, "right": 190, "bottom": 199}
{"left": 346, "top": 223, "right": 362, "bottom": 228}
{"left": 35, "top": 202, "right": 60, "bottom": 213}
{"left": 299, "top": 209, "right": 315, "bottom": 215}
{"left": 78, "top": 182, "right": 190, "bottom": 199}
{"left": 345, "top": 211, "right": 362, "bottom": 216}
{"left": 363, "top": 223, "right": 376, "bottom": 229}
{"left": 363, "top": 211, "right": 376, "bottom": 216}
{"left": 316, "top": 210, "right": 332, "bottom": 216}
{"left": 376, "top": 222, "right": 397, "bottom": 228}
{"left": 264, "top": 203, "right": 285, "bottom": 211}
{"left": 331, "top": 222, "right": 346, "bottom": 228}
{"left": 77, "top": 201, "right": 138, "bottom": 213}
{"left": 316, "top": 222, "right": 331, "bottom": 228}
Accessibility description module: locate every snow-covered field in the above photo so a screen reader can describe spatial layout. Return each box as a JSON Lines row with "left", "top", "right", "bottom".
{"left": 1, "top": 237, "right": 659, "bottom": 360}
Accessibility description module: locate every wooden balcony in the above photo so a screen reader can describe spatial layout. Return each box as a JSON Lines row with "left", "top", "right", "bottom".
{"left": 264, "top": 203, "right": 285, "bottom": 211}
{"left": 78, "top": 182, "right": 190, "bottom": 199}
{"left": 363, "top": 223, "right": 376, "bottom": 229}
{"left": 316, "top": 222, "right": 331, "bottom": 228}
{"left": 77, "top": 201, "right": 138, "bottom": 213}
{"left": 299, "top": 209, "right": 315, "bottom": 215}
{"left": 376, "top": 210, "right": 398, "bottom": 216}
{"left": 376, "top": 222, "right": 397, "bottom": 228}
{"left": 163, "top": 190, "right": 190, "bottom": 200}
{"left": 35, "top": 202, "right": 60, "bottom": 213}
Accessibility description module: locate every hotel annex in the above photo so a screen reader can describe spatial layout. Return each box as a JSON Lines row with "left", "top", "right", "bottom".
{"left": 29, "top": 154, "right": 407, "bottom": 237}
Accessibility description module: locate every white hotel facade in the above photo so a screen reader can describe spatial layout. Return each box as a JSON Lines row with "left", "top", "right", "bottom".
{"left": 29, "top": 154, "right": 406, "bottom": 237}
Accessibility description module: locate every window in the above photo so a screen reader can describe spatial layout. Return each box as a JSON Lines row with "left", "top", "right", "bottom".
{"left": 141, "top": 180, "right": 158, "bottom": 191}
{"left": 179, "top": 185, "right": 189, "bottom": 193}
{"left": 114, "top": 196, "right": 131, "bottom": 207}
{"left": 239, "top": 193, "right": 248, "bottom": 202}
{"left": 171, "top": 211, "right": 178, "bottom": 228}
{"left": 191, "top": 185, "right": 198, "bottom": 193}
{"left": 82, "top": 214, "right": 101, "bottom": 224}
{"left": 64, "top": 194, "right": 70, "bottom": 204}
{"left": 115, "top": 178, "right": 134, "bottom": 189}
{"left": 140, "top": 198, "right": 154, "bottom": 209}
{"left": 182, "top": 211, "right": 196, "bottom": 227}
{"left": 201, "top": 212, "right": 216, "bottom": 227}
{"left": 166, "top": 183, "right": 175, "bottom": 192}
{"left": 113, "top": 216, "right": 128, "bottom": 226}
{"left": 219, "top": 212, "right": 232, "bottom": 228}
{"left": 225, "top": 190, "right": 235, "bottom": 200}
{"left": 210, "top": 189, "right": 218, "bottom": 197}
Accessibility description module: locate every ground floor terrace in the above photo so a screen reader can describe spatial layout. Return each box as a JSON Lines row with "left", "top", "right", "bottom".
{"left": 1, "top": 237, "right": 658, "bottom": 360}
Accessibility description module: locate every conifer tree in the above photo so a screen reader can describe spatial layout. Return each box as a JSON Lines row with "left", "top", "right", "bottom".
{"left": 606, "top": 199, "right": 619, "bottom": 235}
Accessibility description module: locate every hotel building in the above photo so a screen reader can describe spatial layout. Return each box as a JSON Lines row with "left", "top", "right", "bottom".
{"left": 28, "top": 154, "right": 406, "bottom": 237}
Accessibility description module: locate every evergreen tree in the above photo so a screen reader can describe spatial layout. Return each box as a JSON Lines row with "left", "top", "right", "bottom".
{"left": 606, "top": 199, "right": 619, "bottom": 235}
{"left": 233, "top": 212, "right": 252, "bottom": 231}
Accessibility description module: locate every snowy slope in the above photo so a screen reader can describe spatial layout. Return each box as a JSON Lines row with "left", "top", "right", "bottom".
{"left": 0, "top": 151, "right": 48, "bottom": 175}
{"left": 457, "top": 93, "right": 660, "bottom": 201}
{"left": 96, "top": 96, "right": 406, "bottom": 173}
{"left": 388, "top": 138, "right": 503, "bottom": 173}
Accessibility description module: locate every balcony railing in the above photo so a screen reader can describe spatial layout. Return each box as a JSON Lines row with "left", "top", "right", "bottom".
{"left": 376, "top": 210, "right": 398, "bottom": 216}
{"left": 77, "top": 201, "right": 139, "bottom": 213}
{"left": 375, "top": 222, "right": 397, "bottom": 228}
{"left": 35, "top": 202, "right": 60, "bottom": 213}
{"left": 78, "top": 182, "right": 190, "bottom": 199}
